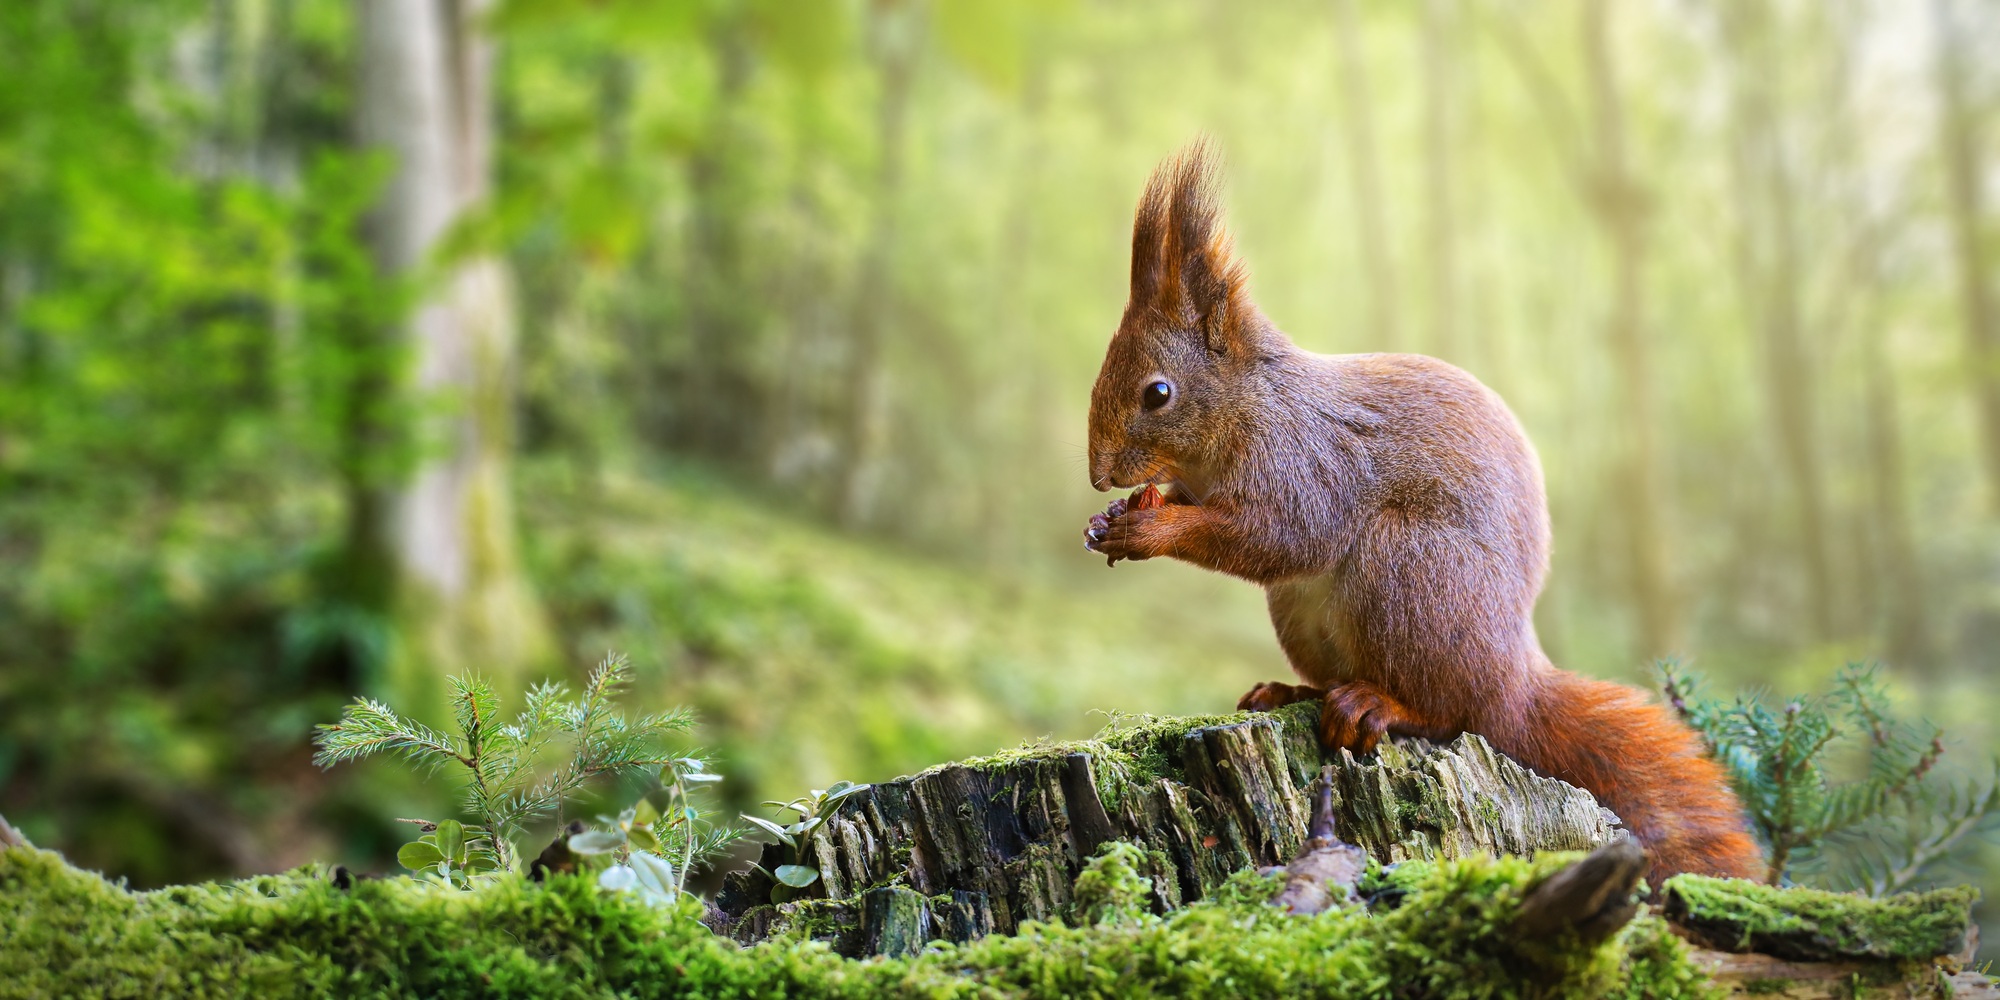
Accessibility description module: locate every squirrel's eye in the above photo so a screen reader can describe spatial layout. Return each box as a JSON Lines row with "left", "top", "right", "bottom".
{"left": 1141, "top": 381, "right": 1172, "bottom": 410}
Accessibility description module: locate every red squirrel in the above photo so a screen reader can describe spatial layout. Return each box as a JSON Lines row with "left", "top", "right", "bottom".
{"left": 1083, "top": 142, "right": 1761, "bottom": 883}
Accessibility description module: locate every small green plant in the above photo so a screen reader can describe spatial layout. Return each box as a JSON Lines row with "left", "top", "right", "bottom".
{"left": 741, "top": 780, "right": 871, "bottom": 901}
{"left": 393, "top": 818, "right": 498, "bottom": 888}
{"left": 566, "top": 757, "right": 742, "bottom": 902}
{"left": 314, "top": 652, "right": 738, "bottom": 890}
{"left": 1660, "top": 660, "right": 2000, "bottom": 892}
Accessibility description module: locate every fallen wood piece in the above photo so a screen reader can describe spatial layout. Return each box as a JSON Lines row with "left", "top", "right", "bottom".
{"left": 1268, "top": 765, "right": 1367, "bottom": 915}
{"left": 1662, "top": 875, "right": 1980, "bottom": 963}
{"left": 1686, "top": 946, "right": 2000, "bottom": 999}
{"left": 0, "top": 813, "right": 28, "bottom": 851}
{"left": 1513, "top": 831, "right": 1647, "bottom": 946}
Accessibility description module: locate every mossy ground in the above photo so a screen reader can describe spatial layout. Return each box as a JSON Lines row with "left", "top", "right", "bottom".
{"left": 1, "top": 843, "right": 1729, "bottom": 1000}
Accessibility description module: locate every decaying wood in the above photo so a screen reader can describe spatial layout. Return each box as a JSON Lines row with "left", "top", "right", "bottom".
{"left": 709, "top": 703, "right": 1991, "bottom": 1000}
{"left": 1662, "top": 879, "right": 1979, "bottom": 964}
{"left": 1686, "top": 947, "right": 1999, "bottom": 1000}
{"left": 1513, "top": 831, "right": 1647, "bottom": 946}
{"left": 0, "top": 812, "right": 28, "bottom": 850}
{"left": 1267, "top": 765, "right": 1367, "bottom": 915}
{"left": 715, "top": 703, "right": 1615, "bottom": 952}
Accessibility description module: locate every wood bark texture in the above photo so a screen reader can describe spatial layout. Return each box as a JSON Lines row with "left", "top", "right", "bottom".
{"left": 715, "top": 703, "right": 1615, "bottom": 952}
{"left": 1688, "top": 947, "right": 1997, "bottom": 1000}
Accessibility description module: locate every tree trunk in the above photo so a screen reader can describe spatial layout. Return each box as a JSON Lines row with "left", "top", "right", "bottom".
{"left": 1819, "top": 6, "right": 1931, "bottom": 669}
{"left": 716, "top": 704, "right": 1616, "bottom": 951}
{"left": 1332, "top": 0, "right": 1400, "bottom": 350}
{"left": 1419, "top": 0, "right": 1459, "bottom": 363}
{"left": 707, "top": 707, "right": 1989, "bottom": 1000}
{"left": 1580, "top": 0, "right": 1677, "bottom": 658}
{"left": 978, "top": 40, "right": 1052, "bottom": 566}
{"left": 1932, "top": 0, "right": 2000, "bottom": 509}
{"left": 1859, "top": 258, "right": 1929, "bottom": 667}
{"left": 355, "top": 0, "right": 547, "bottom": 694}
{"left": 1720, "top": 2, "right": 1835, "bottom": 641}
{"left": 836, "top": 0, "right": 918, "bottom": 528}
{"left": 683, "top": 16, "right": 756, "bottom": 460}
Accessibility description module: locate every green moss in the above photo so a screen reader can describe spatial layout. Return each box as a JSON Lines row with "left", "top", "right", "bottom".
{"left": 768, "top": 897, "right": 860, "bottom": 944}
{"left": 1207, "top": 866, "right": 1287, "bottom": 908}
{"left": 941, "top": 704, "right": 1331, "bottom": 821}
{"left": 0, "top": 844, "right": 1738, "bottom": 999}
{"left": 1071, "top": 843, "right": 1154, "bottom": 926}
{"left": 951, "top": 709, "right": 1253, "bottom": 784}
{"left": 1664, "top": 874, "right": 1979, "bottom": 962}
{"left": 1356, "top": 858, "right": 1438, "bottom": 911}
{"left": 1608, "top": 917, "right": 1727, "bottom": 1000}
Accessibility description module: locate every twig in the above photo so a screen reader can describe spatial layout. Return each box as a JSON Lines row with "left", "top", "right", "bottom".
{"left": 1270, "top": 766, "right": 1367, "bottom": 915}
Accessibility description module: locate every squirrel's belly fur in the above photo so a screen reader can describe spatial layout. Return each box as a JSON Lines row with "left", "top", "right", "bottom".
{"left": 1087, "top": 142, "right": 1763, "bottom": 883}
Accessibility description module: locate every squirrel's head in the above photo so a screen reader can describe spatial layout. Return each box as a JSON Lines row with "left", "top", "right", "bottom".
{"left": 1088, "top": 140, "right": 1267, "bottom": 493}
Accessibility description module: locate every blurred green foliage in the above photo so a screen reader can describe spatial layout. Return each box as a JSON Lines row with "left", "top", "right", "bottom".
{"left": 1662, "top": 661, "right": 2000, "bottom": 892}
{"left": 1, "top": 0, "right": 1997, "bottom": 966}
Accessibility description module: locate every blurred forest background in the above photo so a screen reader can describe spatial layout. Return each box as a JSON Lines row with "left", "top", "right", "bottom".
{"left": 2, "top": 0, "right": 1997, "bottom": 938}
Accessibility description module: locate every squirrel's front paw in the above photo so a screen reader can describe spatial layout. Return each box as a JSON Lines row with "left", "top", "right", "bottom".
{"left": 1087, "top": 506, "right": 1157, "bottom": 566}
{"left": 1084, "top": 497, "right": 1128, "bottom": 551}
{"left": 1084, "top": 485, "right": 1165, "bottom": 566}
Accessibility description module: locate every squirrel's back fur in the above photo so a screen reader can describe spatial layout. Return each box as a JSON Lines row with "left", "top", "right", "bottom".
{"left": 1085, "top": 141, "right": 1761, "bottom": 883}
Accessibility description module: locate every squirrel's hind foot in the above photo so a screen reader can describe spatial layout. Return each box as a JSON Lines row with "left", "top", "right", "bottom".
{"left": 1241, "top": 680, "right": 1454, "bottom": 757}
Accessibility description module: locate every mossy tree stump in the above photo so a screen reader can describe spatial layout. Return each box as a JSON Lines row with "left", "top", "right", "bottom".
{"left": 716, "top": 702, "right": 1616, "bottom": 952}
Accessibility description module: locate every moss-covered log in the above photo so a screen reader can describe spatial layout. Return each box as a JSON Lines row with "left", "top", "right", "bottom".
{"left": 1664, "top": 876, "right": 1980, "bottom": 963}
{"left": 716, "top": 702, "right": 1617, "bottom": 949}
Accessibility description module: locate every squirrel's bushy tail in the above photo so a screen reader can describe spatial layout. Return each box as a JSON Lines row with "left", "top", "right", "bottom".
{"left": 1503, "top": 667, "right": 1765, "bottom": 883}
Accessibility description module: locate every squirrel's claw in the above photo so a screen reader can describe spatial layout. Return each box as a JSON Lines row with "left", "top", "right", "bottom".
{"left": 1317, "top": 682, "right": 1419, "bottom": 756}
{"left": 1237, "top": 681, "right": 1328, "bottom": 713}
{"left": 1084, "top": 497, "right": 1135, "bottom": 566}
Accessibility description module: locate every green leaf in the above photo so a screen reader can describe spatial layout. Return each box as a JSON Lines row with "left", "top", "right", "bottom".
{"left": 398, "top": 840, "right": 445, "bottom": 872}
{"left": 816, "top": 784, "right": 868, "bottom": 820}
{"left": 568, "top": 829, "right": 627, "bottom": 855}
{"left": 627, "top": 824, "right": 660, "bottom": 853}
{"left": 632, "top": 797, "right": 659, "bottom": 828}
{"left": 433, "top": 819, "right": 465, "bottom": 862}
{"left": 630, "top": 852, "right": 677, "bottom": 896}
{"left": 741, "top": 814, "right": 797, "bottom": 848}
{"left": 774, "top": 864, "right": 820, "bottom": 888}
{"left": 599, "top": 864, "right": 638, "bottom": 892}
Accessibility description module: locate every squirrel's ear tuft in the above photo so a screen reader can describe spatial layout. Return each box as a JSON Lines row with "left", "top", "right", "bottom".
{"left": 1127, "top": 137, "right": 1252, "bottom": 353}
